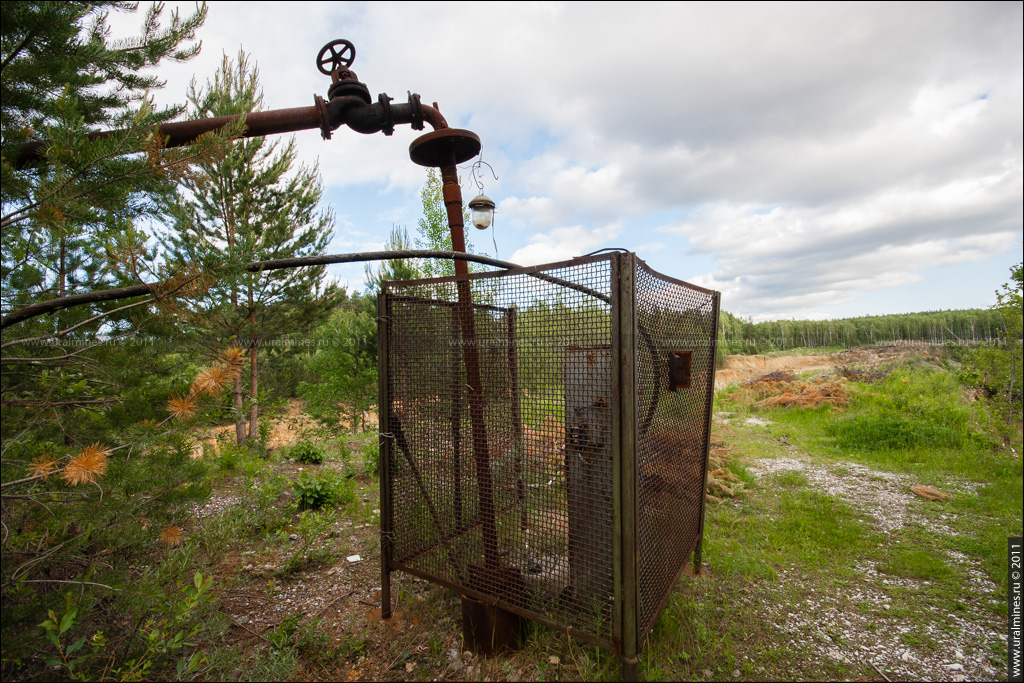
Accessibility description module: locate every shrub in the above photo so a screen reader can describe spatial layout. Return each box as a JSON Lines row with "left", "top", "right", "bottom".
{"left": 291, "top": 471, "right": 352, "bottom": 511}
{"left": 291, "top": 441, "right": 325, "bottom": 465}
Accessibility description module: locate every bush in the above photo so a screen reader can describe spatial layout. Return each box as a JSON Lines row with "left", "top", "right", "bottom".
{"left": 291, "top": 471, "right": 352, "bottom": 511}
{"left": 291, "top": 441, "right": 325, "bottom": 465}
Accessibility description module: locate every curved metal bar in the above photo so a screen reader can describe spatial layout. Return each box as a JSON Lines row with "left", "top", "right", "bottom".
{"left": 2, "top": 250, "right": 611, "bottom": 330}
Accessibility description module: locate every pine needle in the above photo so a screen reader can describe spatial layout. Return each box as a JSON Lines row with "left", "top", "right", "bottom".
{"left": 167, "top": 393, "right": 197, "bottom": 420}
{"left": 192, "top": 364, "right": 229, "bottom": 396}
{"left": 28, "top": 456, "right": 59, "bottom": 479}
{"left": 62, "top": 444, "right": 110, "bottom": 486}
{"left": 159, "top": 525, "right": 185, "bottom": 547}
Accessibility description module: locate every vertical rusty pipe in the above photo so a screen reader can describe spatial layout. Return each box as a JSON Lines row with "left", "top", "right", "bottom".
{"left": 440, "top": 161, "right": 499, "bottom": 569}
{"left": 507, "top": 308, "right": 527, "bottom": 531}
{"left": 450, "top": 309, "right": 464, "bottom": 527}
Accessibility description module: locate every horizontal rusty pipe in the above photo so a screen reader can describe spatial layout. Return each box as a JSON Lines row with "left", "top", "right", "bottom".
{"left": 13, "top": 104, "right": 323, "bottom": 168}
{"left": 12, "top": 95, "right": 450, "bottom": 168}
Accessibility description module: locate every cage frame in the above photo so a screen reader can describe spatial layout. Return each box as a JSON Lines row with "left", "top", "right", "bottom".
{"left": 377, "top": 250, "right": 720, "bottom": 671}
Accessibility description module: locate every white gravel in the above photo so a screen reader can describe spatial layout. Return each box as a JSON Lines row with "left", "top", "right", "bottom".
{"left": 744, "top": 453, "right": 1003, "bottom": 681}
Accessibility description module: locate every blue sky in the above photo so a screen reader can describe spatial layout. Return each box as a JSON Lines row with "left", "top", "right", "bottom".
{"left": 113, "top": 1, "right": 1023, "bottom": 321}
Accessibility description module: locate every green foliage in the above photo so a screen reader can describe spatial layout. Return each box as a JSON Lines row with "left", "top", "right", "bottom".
{"left": 291, "top": 470, "right": 352, "bottom": 511}
{"left": 300, "top": 292, "right": 378, "bottom": 432}
{"left": 364, "top": 168, "right": 480, "bottom": 291}
{"left": 266, "top": 612, "right": 338, "bottom": 666}
{"left": 363, "top": 439, "right": 380, "bottom": 478}
{"left": 1, "top": 8, "right": 227, "bottom": 677}
{"left": 364, "top": 225, "right": 424, "bottom": 292}
{"left": 963, "top": 262, "right": 1022, "bottom": 420}
{"left": 828, "top": 367, "right": 996, "bottom": 454}
{"left": 277, "top": 510, "right": 334, "bottom": 576}
{"left": 291, "top": 441, "right": 325, "bottom": 465}
{"left": 159, "top": 50, "right": 338, "bottom": 447}
{"left": 718, "top": 308, "right": 1008, "bottom": 355}
{"left": 37, "top": 572, "right": 213, "bottom": 681}
{"left": 414, "top": 169, "right": 475, "bottom": 277}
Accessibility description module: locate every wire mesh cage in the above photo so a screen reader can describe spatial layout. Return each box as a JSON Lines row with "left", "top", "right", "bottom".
{"left": 378, "top": 251, "right": 719, "bottom": 664}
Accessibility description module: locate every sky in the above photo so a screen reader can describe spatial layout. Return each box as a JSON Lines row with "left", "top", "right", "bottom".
{"left": 111, "top": 2, "right": 1022, "bottom": 321}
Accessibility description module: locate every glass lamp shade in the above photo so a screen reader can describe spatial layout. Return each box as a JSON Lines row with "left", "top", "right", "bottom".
{"left": 467, "top": 193, "right": 495, "bottom": 230}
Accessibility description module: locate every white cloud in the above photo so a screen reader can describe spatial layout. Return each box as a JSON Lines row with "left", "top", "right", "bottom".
{"left": 509, "top": 224, "right": 622, "bottom": 266}
{"left": 106, "top": 2, "right": 1022, "bottom": 314}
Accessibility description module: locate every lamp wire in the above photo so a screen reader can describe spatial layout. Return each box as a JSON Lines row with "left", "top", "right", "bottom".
{"left": 460, "top": 155, "right": 501, "bottom": 257}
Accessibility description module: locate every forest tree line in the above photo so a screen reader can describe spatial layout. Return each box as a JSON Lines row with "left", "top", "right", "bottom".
{"left": 717, "top": 307, "right": 1013, "bottom": 355}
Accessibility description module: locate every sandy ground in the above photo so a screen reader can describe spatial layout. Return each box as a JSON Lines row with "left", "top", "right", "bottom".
{"left": 714, "top": 344, "right": 930, "bottom": 390}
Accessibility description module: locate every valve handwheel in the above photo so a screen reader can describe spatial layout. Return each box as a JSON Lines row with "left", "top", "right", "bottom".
{"left": 317, "top": 39, "right": 356, "bottom": 75}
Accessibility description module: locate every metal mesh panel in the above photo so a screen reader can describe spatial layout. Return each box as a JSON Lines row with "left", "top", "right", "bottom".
{"left": 380, "top": 252, "right": 718, "bottom": 654}
{"left": 382, "top": 256, "right": 617, "bottom": 642}
{"left": 634, "top": 259, "right": 718, "bottom": 637}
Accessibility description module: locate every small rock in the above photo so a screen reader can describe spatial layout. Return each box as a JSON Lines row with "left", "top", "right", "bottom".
{"left": 406, "top": 662, "right": 415, "bottom": 673}
{"left": 288, "top": 533, "right": 299, "bottom": 541}
{"left": 236, "top": 615, "right": 249, "bottom": 625}
{"left": 955, "top": 650, "right": 964, "bottom": 660}
{"left": 945, "top": 663, "right": 963, "bottom": 671}
{"left": 732, "top": 669, "right": 740, "bottom": 678}
{"left": 448, "top": 649, "right": 460, "bottom": 662}
{"left": 901, "top": 651, "right": 911, "bottom": 662}
{"left": 548, "top": 656, "right": 560, "bottom": 666}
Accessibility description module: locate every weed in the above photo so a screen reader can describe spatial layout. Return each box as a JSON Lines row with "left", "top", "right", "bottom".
{"left": 277, "top": 510, "right": 335, "bottom": 576}
{"left": 363, "top": 439, "right": 380, "bottom": 478}
{"left": 336, "top": 634, "right": 369, "bottom": 662}
{"left": 291, "top": 441, "right": 325, "bottom": 465}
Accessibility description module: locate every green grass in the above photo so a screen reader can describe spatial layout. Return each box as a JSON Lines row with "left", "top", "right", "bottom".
{"left": 618, "top": 357, "right": 1021, "bottom": 682}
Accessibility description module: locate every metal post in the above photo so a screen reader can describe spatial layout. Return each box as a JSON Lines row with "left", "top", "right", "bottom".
{"left": 378, "top": 292, "right": 393, "bottom": 619}
{"left": 615, "top": 253, "right": 640, "bottom": 680}
{"left": 693, "top": 291, "right": 721, "bottom": 574}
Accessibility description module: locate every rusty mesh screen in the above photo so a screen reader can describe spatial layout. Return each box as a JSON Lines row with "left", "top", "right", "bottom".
{"left": 634, "top": 259, "right": 718, "bottom": 638}
{"left": 380, "top": 252, "right": 718, "bottom": 653}
{"left": 382, "top": 256, "right": 617, "bottom": 643}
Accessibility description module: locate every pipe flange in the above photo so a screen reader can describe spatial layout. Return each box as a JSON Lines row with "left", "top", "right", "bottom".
{"left": 314, "top": 95, "right": 332, "bottom": 140}
{"left": 407, "top": 91, "right": 424, "bottom": 131}
{"left": 409, "top": 129, "right": 481, "bottom": 167}
{"left": 378, "top": 93, "right": 395, "bottom": 136}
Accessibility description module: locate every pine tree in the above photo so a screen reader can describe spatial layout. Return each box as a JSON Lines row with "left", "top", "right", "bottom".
{"left": 414, "top": 169, "right": 475, "bottom": 278}
{"left": 2, "top": 2, "right": 216, "bottom": 325}
{"left": 1, "top": 5, "right": 228, "bottom": 673}
{"left": 159, "top": 51, "right": 338, "bottom": 446}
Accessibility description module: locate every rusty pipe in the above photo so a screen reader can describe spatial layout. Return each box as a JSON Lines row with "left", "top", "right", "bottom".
{"left": 12, "top": 92, "right": 449, "bottom": 168}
